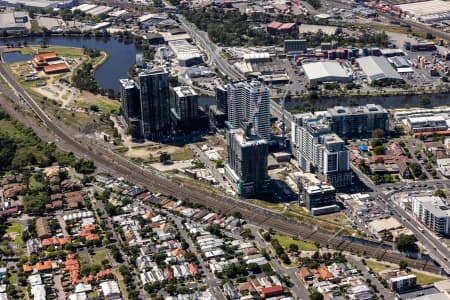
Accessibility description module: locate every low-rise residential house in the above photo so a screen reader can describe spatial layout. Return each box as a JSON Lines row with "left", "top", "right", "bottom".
{"left": 99, "top": 280, "right": 121, "bottom": 300}
{"left": 223, "top": 282, "right": 239, "bottom": 300}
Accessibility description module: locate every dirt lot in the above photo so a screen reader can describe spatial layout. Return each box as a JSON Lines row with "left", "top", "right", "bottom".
{"left": 125, "top": 144, "right": 194, "bottom": 162}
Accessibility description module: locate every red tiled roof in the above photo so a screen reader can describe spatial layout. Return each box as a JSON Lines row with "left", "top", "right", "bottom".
{"left": 261, "top": 285, "right": 283, "bottom": 296}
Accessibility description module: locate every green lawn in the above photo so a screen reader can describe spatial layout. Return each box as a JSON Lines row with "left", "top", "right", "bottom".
{"left": 171, "top": 147, "right": 194, "bottom": 161}
{"left": 250, "top": 200, "right": 284, "bottom": 212}
{"left": 90, "top": 249, "right": 108, "bottom": 265}
{"left": 8, "top": 270, "right": 16, "bottom": 285}
{"left": 76, "top": 97, "right": 120, "bottom": 115}
{"left": 413, "top": 271, "right": 445, "bottom": 285}
{"left": 6, "top": 221, "right": 24, "bottom": 245}
{"left": 113, "top": 269, "right": 128, "bottom": 299}
{"left": 366, "top": 260, "right": 391, "bottom": 274}
{"left": 20, "top": 46, "right": 84, "bottom": 58}
{"left": 272, "top": 234, "right": 318, "bottom": 251}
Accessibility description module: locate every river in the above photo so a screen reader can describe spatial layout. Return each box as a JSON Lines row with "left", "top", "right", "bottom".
{"left": 1, "top": 36, "right": 137, "bottom": 93}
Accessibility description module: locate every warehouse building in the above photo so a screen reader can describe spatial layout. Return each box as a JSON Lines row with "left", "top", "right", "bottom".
{"left": 283, "top": 39, "right": 307, "bottom": 54}
{"left": 396, "top": 0, "right": 450, "bottom": 23}
{"left": 168, "top": 39, "right": 203, "bottom": 66}
{"left": 71, "top": 3, "right": 96, "bottom": 12}
{"left": 356, "top": 56, "right": 403, "bottom": 85}
{"left": 86, "top": 5, "right": 113, "bottom": 16}
{"left": 302, "top": 61, "right": 351, "bottom": 87}
{"left": 0, "top": 0, "right": 60, "bottom": 8}
{"left": 299, "top": 24, "right": 341, "bottom": 35}
{"left": 0, "top": 11, "right": 30, "bottom": 33}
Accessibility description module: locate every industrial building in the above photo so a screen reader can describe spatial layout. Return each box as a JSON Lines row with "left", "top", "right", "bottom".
{"left": 225, "top": 126, "right": 270, "bottom": 197}
{"left": 138, "top": 67, "right": 171, "bottom": 139}
{"left": 267, "top": 21, "right": 297, "bottom": 33}
{"left": 411, "top": 195, "right": 450, "bottom": 236}
{"left": 356, "top": 56, "right": 403, "bottom": 85}
{"left": 291, "top": 113, "right": 352, "bottom": 188}
{"left": 283, "top": 39, "right": 307, "bottom": 54}
{"left": 0, "top": 11, "right": 30, "bottom": 33}
{"left": 0, "top": 0, "right": 65, "bottom": 8}
{"left": 299, "top": 24, "right": 341, "bottom": 35}
{"left": 227, "top": 80, "right": 271, "bottom": 141}
{"left": 137, "top": 13, "right": 168, "bottom": 26}
{"left": 395, "top": 0, "right": 450, "bottom": 23}
{"left": 302, "top": 61, "right": 352, "bottom": 87}
{"left": 86, "top": 5, "right": 113, "bottom": 16}
{"left": 168, "top": 39, "right": 203, "bottom": 67}
{"left": 327, "top": 104, "right": 389, "bottom": 138}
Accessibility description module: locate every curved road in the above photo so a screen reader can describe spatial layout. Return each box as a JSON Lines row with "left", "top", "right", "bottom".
{"left": 0, "top": 62, "right": 441, "bottom": 274}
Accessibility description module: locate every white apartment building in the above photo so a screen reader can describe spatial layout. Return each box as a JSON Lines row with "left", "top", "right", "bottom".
{"left": 411, "top": 195, "right": 450, "bottom": 235}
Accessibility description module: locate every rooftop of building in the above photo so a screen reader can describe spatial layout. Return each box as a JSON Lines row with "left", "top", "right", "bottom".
{"left": 173, "top": 86, "right": 197, "bottom": 97}
{"left": 230, "top": 128, "right": 268, "bottom": 147}
{"left": 356, "top": 56, "right": 402, "bottom": 81}
{"left": 139, "top": 66, "right": 167, "bottom": 76}
{"left": 305, "top": 183, "right": 335, "bottom": 194}
{"left": 412, "top": 195, "right": 450, "bottom": 218}
{"left": 407, "top": 115, "right": 448, "bottom": 124}
{"left": 0, "top": 11, "right": 29, "bottom": 29}
{"left": 302, "top": 61, "right": 349, "bottom": 81}
{"left": 368, "top": 216, "right": 402, "bottom": 233}
{"left": 119, "top": 78, "right": 136, "bottom": 89}
{"left": 328, "top": 104, "right": 387, "bottom": 116}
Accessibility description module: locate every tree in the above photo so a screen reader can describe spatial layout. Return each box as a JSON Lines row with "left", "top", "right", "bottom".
{"left": 89, "top": 105, "right": 99, "bottom": 112}
{"left": 395, "top": 234, "right": 418, "bottom": 252}
{"left": 409, "top": 162, "right": 423, "bottom": 178}
{"left": 127, "top": 124, "right": 140, "bottom": 139}
{"left": 159, "top": 152, "right": 171, "bottom": 163}
{"left": 73, "top": 159, "right": 96, "bottom": 174}
{"left": 399, "top": 260, "right": 408, "bottom": 270}
{"left": 433, "top": 189, "right": 447, "bottom": 198}
{"left": 373, "top": 145, "right": 386, "bottom": 155}
{"left": 419, "top": 96, "right": 431, "bottom": 107}
{"left": 289, "top": 243, "right": 299, "bottom": 253}
{"left": 215, "top": 159, "right": 224, "bottom": 168}
{"left": 372, "top": 129, "right": 385, "bottom": 139}
{"left": 0, "top": 135, "right": 17, "bottom": 170}
{"left": 310, "top": 291, "right": 324, "bottom": 300}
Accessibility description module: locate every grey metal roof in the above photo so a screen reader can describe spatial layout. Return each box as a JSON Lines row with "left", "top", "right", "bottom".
{"left": 303, "top": 61, "right": 349, "bottom": 81}
{"left": 356, "top": 56, "right": 402, "bottom": 82}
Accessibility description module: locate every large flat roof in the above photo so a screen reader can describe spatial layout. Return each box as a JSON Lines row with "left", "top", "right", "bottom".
{"left": 356, "top": 56, "right": 402, "bottom": 82}
{"left": 413, "top": 196, "right": 450, "bottom": 218}
{"left": 299, "top": 24, "right": 339, "bottom": 35}
{"left": 302, "top": 61, "right": 349, "bottom": 81}
{"left": 328, "top": 104, "right": 387, "bottom": 116}
{"left": 369, "top": 217, "right": 402, "bottom": 233}
{"left": 396, "top": 0, "right": 450, "bottom": 17}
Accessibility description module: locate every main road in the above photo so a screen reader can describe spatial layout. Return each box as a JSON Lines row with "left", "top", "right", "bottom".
{"left": 353, "top": 164, "right": 450, "bottom": 274}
